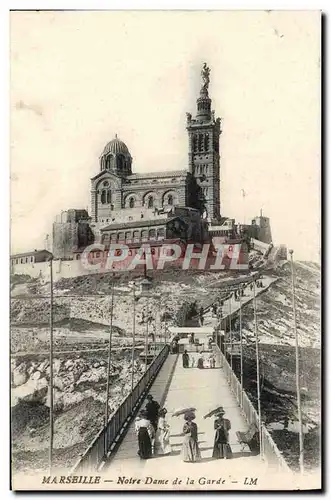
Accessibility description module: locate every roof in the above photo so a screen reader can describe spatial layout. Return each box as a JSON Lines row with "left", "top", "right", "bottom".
{"left": 104, "top": 238, "right": 186, "bottom": 249}
{"left": 90, "top": 168, "right": 188, "bottom": 182}
{"left": 128, "top": 169, "right": 188, "bottom": 180}
{"left": 169, "top": 327, "right": 214, "bottom": 334}
{"left": 101, "top": 217, "right": 182, "bottom": 232}
{"left": 11, "top": 249, "right": 52, "bottom": 259}
{"left": 100, "top": 135, "right": 131, "bottom": 157}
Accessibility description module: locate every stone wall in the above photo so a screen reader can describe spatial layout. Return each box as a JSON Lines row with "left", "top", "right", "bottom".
{"left": 10, "top": 259, "right": 98, "bottom": 283}
{"left": 52, "top": 221, "right": 94, "bottom": 259}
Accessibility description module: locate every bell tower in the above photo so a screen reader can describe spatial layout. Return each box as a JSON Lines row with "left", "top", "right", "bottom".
{"left": 186, "top": 63, "right": 222, "bottom": 221}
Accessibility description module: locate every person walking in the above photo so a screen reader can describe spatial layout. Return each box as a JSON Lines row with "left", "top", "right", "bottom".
{"left": 145, "top": 394, "right": 160, "bottom": 432}
{"left": 212, "top": 409, "right": 232, "bottom": 459}
{"left": 135, "top": 409, "right": 155, "bottom": 459}
{"left": 155, "top": 408, "right": 171, "bottom": 455}
{"left": 182, "top": 411, "right": 201, "bottom": 463}
{"left": 199, "top": 307, "right": 204, "bottom": 326}
{"left": 197, "top": 356, "right": 204, "bottom": 369}
{"left": 182, "top": 350, "right": 190, "bottom": 368}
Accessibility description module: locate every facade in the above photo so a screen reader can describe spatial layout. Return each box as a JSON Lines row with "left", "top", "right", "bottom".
{"left": 51, "top": 64, "right": 221, "bottom": 258}
{"left": 52, "top": 209, "right": 94, "bottom": 260}
{"left": 186, "top": 63, "right": 222, "bottom": 222}
{"left": 10, "top": 249, "right": 53, "bottom": 267}
{"left": 237, "top": 213, "right": 272, "bottom": 245}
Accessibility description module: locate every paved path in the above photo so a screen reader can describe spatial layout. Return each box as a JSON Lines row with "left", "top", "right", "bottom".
{"left": 203, "top": 275, "right": 278, "bottom": 329}
{"left": 102, "top": 352, "right": 269, "bottom": 489}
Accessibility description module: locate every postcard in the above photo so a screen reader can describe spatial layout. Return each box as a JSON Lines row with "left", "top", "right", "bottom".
{"left": 10, "top": 10, "right": 321, "bottom": 491}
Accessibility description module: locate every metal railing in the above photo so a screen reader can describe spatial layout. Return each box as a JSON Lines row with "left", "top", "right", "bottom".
{"left": 71, "top": 345, "right": 169, "bottom": 473}
{"left": 215, "top": 345, "right": 291, "bottom": 473}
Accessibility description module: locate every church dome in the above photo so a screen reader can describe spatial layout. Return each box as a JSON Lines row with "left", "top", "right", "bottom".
{"left": 101, "top": 135, "right": 131, "bottom": 158}
{"left": 100, "top": 134, "right": 132, "bottom": 176}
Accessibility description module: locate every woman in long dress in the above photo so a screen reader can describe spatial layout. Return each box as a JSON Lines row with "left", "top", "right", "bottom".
{"left": 182, "top": 350, "right": 189, "bottom": 368}
{"left": 212, "top": 411, "right": 232, "bottom": 459}
{"left": 197, "top": 356, "right": 204, "bottom": 369}
{"left": 182, "top": 411, "right": 201, "bottom": 462}
{"left": 135, "top": 409, "right": 155, "bottom": 459}
{"left": 155, "top": 408, "right": 171, "bottom": 455}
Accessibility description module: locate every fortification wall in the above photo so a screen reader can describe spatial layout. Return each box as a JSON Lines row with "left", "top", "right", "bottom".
{"left": 10, "top": 259, "right": 98, "bottom": 283}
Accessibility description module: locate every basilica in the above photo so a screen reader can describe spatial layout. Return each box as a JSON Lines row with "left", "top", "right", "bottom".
{"left": 52, "top": 64, "right": 224, "bottom": 259}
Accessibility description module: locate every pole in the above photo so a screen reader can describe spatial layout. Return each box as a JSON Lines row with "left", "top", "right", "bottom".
{"left": 105, "top": 276, "right": 115, "bottom": 431}
{"left": 153, "top": 300, "right": 157, "bottom": 361}
{"left": 49, "top": 257, "right": 54, "bottom": 475}
{"left": 289, "top": 250, "right": 304, "bottom": 473}
{"left": 131, "top": 283, "right": 136, "bottom": 391}
{"left": 229, "top": 293, "right": 233, "bottom": 369}
{"left": 253, "top": 280, "right": 263, "bottom": 458}
{"left": 219, "top": 308, "right": 223, "bottom": 368}
{"left": 145, "top": 301, "right": 149, "bottom": 368}
{"left": 239, "top": 284, "right": 244, "bottom": 407}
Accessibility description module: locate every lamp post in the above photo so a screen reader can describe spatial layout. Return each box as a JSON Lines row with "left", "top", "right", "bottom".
{"left": 145, "top": 302, "right": 149, "bottom": 368}
{"left": 229, "top": 293, "right": 233, "bottom": 369}
{"left": 48, "top": 255, "right": 54, "bottom": 475}
{"left": 131, "top": 282, "right": 136, "bottom": 391}
{"left": 239, "top": 284, "right": 244, "bottom": 407}
{"left": 253, "top": 279, "right": 263, "bottom": 458}
{"left": 289, "top": 249, "right": 304, "bottom": 473}
{"left": 105, "top": 271, "right": 115, "bottom": 442}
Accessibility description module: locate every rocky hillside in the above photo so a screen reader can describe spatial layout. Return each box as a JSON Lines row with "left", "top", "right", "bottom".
{"left": 229, "top": 261, "right": 320, "bottom": 471}
{"left": 11, "top": 350, "right": 146, "bottom": 473}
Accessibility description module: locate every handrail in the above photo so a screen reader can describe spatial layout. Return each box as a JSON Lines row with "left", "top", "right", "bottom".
{"left": 214, "top": 344, "right": 291, "bottom": 473}
{"left": 71, "top": 344, "right": 169, "bottom": 473}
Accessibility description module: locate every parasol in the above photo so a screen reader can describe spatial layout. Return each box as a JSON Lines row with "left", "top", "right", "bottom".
{"left": 203, "top": 406, "right": 225, "bottom": 419}
{"left": 172, "top": 407, "right": 197, "bottom": 417}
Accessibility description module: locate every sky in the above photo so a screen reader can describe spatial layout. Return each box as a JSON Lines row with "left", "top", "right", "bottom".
{"left": 10, "top": 10, "right": 321, "bottom": 261}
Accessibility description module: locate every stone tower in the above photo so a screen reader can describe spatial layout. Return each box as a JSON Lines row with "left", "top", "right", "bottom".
{"left": 186, "top": 63, "right": 222, "bottom": 221}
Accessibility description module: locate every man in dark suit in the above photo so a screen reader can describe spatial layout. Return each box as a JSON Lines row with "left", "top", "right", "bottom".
{"left": 145, "top": 394, "right": 160, "bottom": 432}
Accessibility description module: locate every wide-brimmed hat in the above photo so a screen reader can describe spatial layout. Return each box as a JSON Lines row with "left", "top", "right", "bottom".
{"left": 216, "top": 409, "right": 225, "bottom": 416}
{"left": 184, "top": 410, "right": 196, "bottom": 421}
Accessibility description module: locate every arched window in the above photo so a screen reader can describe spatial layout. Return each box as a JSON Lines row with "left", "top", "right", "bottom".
{"left": 141, "top": 230, "right": 148, "bottom": 240}
{"left": 117, "top": 155, "right": 124, "bottom": 170}
{"left": 129, "top": 197, "right": 135, "bottom": 208}
{"left": 198, "top": 134, "right": 203, "bottom": 152}
{"left": 193, "top": 135, "right": 198, "bottom": 152}
{"left": 101, "top": 190, "right": 106, "bottom": 204}
{"left": 133, "top": 230, "right": 140, "bottom": 241}
{"left": 149, "top": 229, "right": 156, "bottom": 239}
{"left": 106, "top": 190, "right": 111, "bottom": 204}
{"left": 118, "top": 232, "right": 125, "bottom": 241}
{"left": 148, "top": 196, "right": 154, "bottom": 208}
{"left": 157, "top": 228, "right": 165, "bottom": 239}
{"left": 167, "top": 195, "right": 173, "bottom": 205}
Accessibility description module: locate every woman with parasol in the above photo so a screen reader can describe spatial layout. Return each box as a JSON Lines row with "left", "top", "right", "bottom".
{"left": 173, "top": 408, "right": 200, "bottom": 463}
{"left": 134, "top": 409, "right": 155, "bottom": 459}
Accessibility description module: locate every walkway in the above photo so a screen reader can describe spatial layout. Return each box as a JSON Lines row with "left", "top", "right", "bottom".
{"left": 203, "top": 275, "right": 278, "bottom": 329}
{"left": 102, "top": 351, "right": 272, "bottom": 490}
